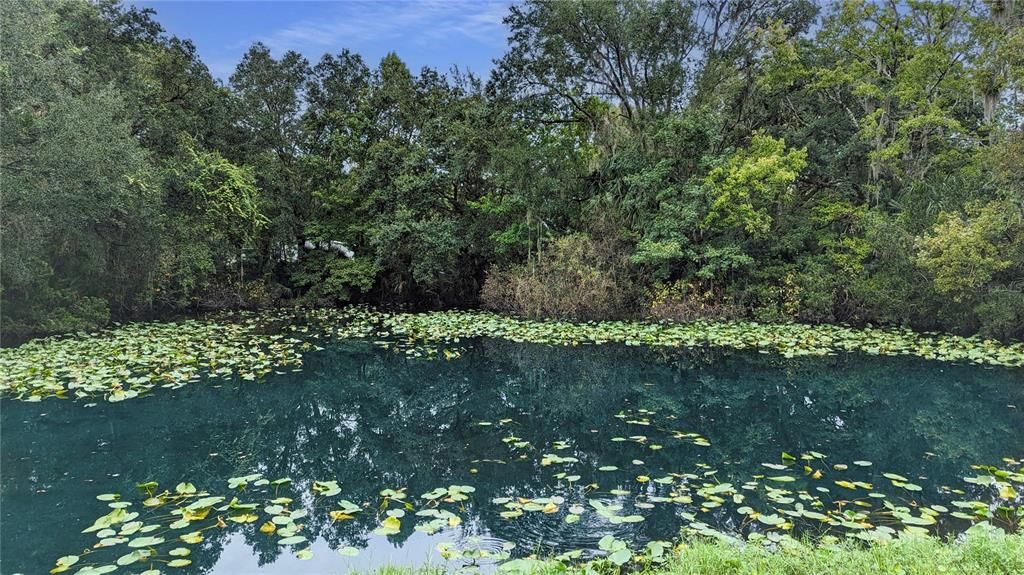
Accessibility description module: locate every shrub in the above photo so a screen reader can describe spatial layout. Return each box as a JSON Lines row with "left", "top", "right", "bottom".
{"left": 291, "top": 255, "right": 378, "bottom": 306}
{"left": 197, "top": 279, "right": 282, "bottom": 311}
{"left": 481, "top": 234, "right": 642, "bottom": 320}
{"left": 974, "top": 287, "right": 1024, "bottom": 340}
{"left": 1, "top": 288, "right": 110, "bottom": 339}
{"left": 648, "top": 280, "right": 741, "bottom": 323}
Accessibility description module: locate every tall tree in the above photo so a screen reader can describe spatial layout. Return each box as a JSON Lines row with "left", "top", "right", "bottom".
{"left": 229, "top": 44, "right": 311, "bottom": 277}
{"left": 1, "top": 0, "right": 159, "bottom": 334}
{"left": 495, "top": 0, "right": 698, "bottom": 129}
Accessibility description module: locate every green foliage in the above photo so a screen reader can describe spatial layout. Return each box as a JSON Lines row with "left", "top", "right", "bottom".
{"left": 4, "top": 0, "right": 1024, "bottom": 341}
{"left": 701, "top": 134, "right": 808, "bottom": 238}
{"left": 292, "top": 255, "right": 378, "bottom": 305}
{"left": 810, "top": 1, "right": 976, "bottom": 185}
{"left": 651, "top": 531, "right": 1024, "bottom": 575}
{"left": 156, "top": 138, "right": 267, "bottom": 309}
{"left": 178, "top": 141, "right": 267, "bottom": 243}
{"left": 1, "top": 0, "right": 159, "bottom": 335}
{"left": 495, "top": 0, "right": 697, "bottom": 127}
{"left": 915, "top": 199, "right": 1024, "bottom": 337}
{"left": 916, "top": 207, "right": 1012, "bottom": 303}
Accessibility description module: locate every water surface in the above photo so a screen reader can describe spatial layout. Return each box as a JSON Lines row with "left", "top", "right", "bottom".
{"left": 2, "top": 339, "right": 1021, "bottom": 573}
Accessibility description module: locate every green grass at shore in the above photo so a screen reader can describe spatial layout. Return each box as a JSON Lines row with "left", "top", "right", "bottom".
{"left": 657, "top": 532, "right": 1024, "bottom": 575}
{"left": 368, "top": 531, "right": 1024, "bottom": 575}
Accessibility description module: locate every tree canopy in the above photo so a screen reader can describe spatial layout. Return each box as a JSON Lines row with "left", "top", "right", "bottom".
{"left": 3, "top": 0, "right": 1023, "bottom": 340}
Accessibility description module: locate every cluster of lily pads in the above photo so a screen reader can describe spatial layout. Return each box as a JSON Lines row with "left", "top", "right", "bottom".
{"left": 470, "top": 411, "right": 1023, "bottom": 545}
{"left": 310, "top": 307, "right": 1024, "bottom": 367}
{"left": 0, "top": 314, "right": 312, "bottom": 402}
{"left": 4, "top": 305, "right": 1022, "bottom": 403}
{"left": 43, "top": 401, "right": 1024, "bottom": 573}
{"left": 50, "top": 471, "right": 499, "bottom": 574}
{"left": 49, "top": 450, "right": 1023, "bottom": 575}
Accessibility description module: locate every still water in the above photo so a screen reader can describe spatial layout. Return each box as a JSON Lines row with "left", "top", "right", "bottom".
{"left": 1, "top": 339, "right": 1021, "bottom": 573}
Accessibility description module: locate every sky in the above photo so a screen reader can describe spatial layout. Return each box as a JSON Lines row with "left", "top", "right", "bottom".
{"left": 131, "top": 0, "right": 514, "bottom": 82}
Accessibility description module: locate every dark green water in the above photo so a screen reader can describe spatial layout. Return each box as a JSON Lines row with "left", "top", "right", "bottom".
{"left": 1, "top": 339, "right": 1022, "bottom": 574}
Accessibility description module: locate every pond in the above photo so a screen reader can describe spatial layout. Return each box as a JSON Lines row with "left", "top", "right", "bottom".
{"left": 1, "top": 338, "right": 1022, "bottom": 574}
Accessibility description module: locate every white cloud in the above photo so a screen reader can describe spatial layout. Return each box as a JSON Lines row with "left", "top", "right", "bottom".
{"left": 257, "top": 0, "right": 510, "bottom": 55}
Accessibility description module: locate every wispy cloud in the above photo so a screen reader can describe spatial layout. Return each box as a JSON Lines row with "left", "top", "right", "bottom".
{"left": 256, "top": 0, "right": 510, "bottom": 55}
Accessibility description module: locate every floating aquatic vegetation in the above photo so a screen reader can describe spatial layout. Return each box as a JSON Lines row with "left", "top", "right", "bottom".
{"left": 321, "top": 308, "right": 1024, "bottom": 368}
{"left": 0, "top": 313, "right": 310, "bottom": 401}
{"left": 49, "top": 456, "right": 1023, "bottom": 575}
{"left": 4, "top": 305, "right": 1021, "bottom": 403}
{"left": 39, "top": 394, "right": 1024, "bottom": 573}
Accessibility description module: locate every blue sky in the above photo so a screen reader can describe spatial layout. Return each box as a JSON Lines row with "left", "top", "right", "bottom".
{"left": 132, "top": 1, "right": 514, "bottom": 82}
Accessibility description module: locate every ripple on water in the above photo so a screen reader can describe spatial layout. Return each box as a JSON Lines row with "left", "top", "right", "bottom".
{"left": 500, "top": 507, "right": 642, "bottom": 556}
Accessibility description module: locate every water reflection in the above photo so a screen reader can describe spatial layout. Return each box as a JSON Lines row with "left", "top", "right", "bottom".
{"left": 1, "top": 340, "right": 1021, "bottom": 574}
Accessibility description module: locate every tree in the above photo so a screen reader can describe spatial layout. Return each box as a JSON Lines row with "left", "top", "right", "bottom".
{"left": 155, "top": 138, "right": 267, "bottom": 309}
{"left": 701, "top": 133, "right": 807, "bottom": 237}
{"left": 812, "top": 1, "right": 977, "bottom": 190}
{"left": 5, "top": 0, "right": 1024, "bottom": 341}
{"left": 229, "top": 43, "right": 311, "bottom": 279}
{"left": 915, "top": 199, "right": 1024, "bottom": 337}
{"left": 1, "top": 0, "right": 159, "bottom": 335}
{"left": 495, "top": 0, "right": 698, "bottom": 129}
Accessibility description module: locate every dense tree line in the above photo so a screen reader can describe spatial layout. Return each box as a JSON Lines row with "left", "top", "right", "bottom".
{"left": 2, "top": 0, "right": 1023, "bottom": 340}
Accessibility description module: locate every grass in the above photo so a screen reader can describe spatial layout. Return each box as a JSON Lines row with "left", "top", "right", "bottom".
{"left": 364, "top": 530, "right": 1024, "bottom": 575}
{"left": 658, "top": 532, "right": 1024, "bottom": 575}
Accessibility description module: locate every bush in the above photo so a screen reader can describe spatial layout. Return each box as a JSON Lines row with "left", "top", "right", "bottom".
{"left": 1, "top": 287, "right": 110, "bottom": 339}
{"left": 974, "top": 288, "right": 1024, "bottom": 340}
{"left": 481, "top": 234, "right": 643, "bottom": 320}
{"left": 648, "top": 280, "right": 741, "bottom": 323}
